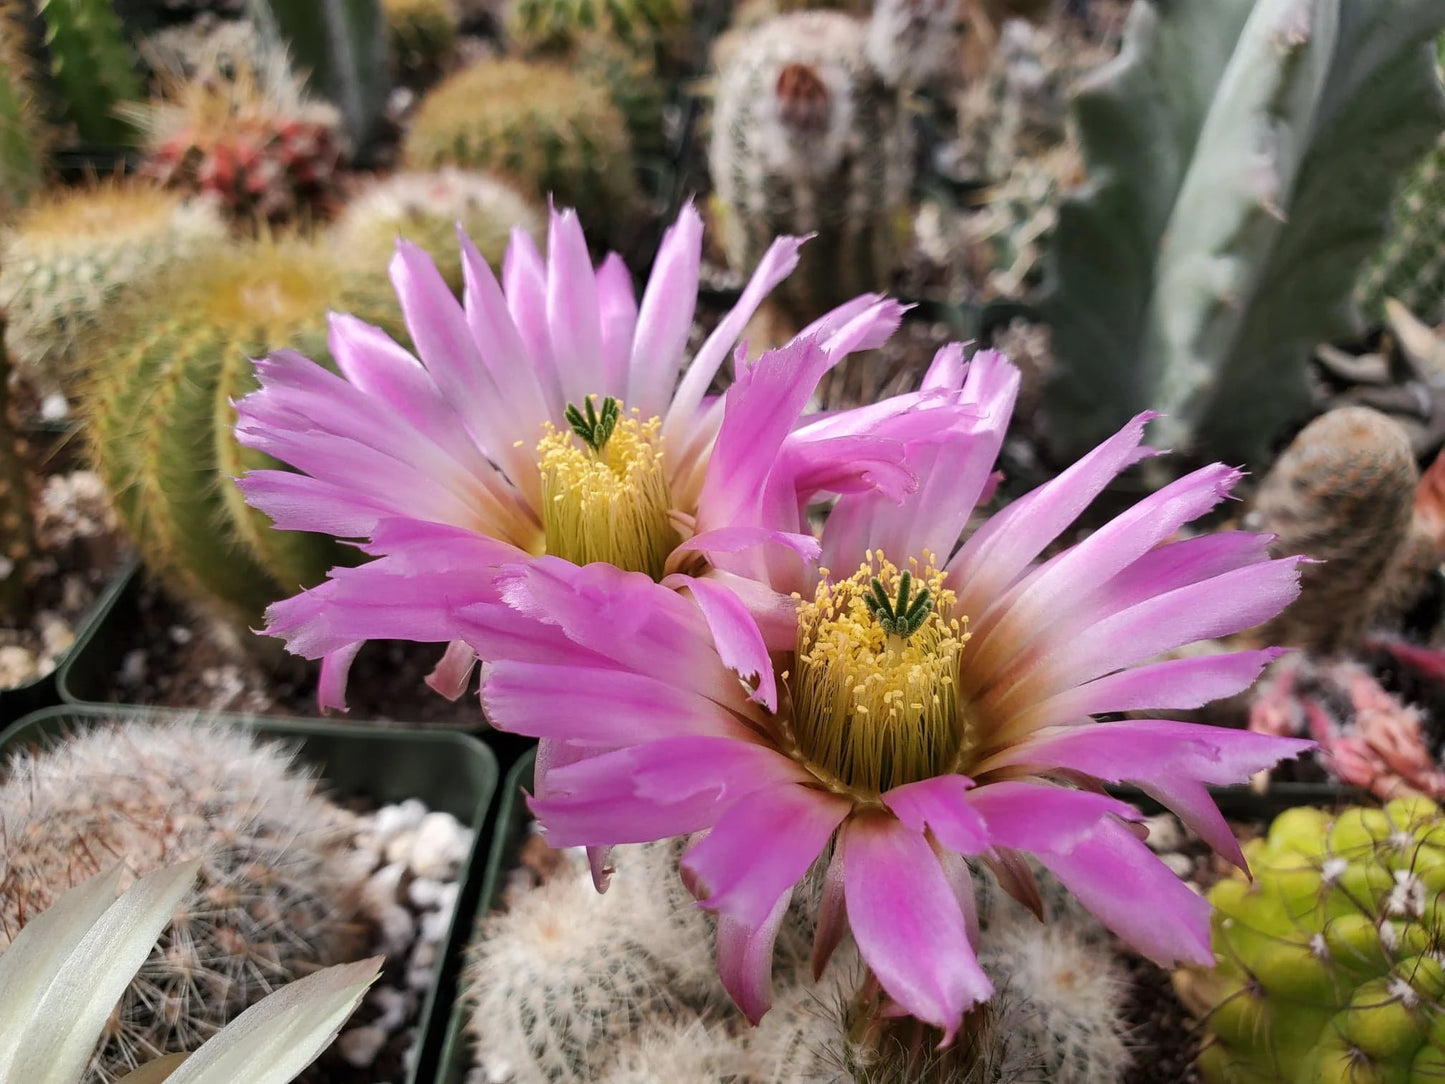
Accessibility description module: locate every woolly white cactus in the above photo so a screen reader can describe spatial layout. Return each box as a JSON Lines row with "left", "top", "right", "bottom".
{"left": 863, "top": 0, "right": 963, "bottom": 92}
{"left": 595, "top": 1019, "right": 741, "bottom": 1084}
{"left": 329, "top": 169, "right": 543, "bottom": 292}
{"left": 465, "top": 839, "right": 727, "bottom": 1084}
{"left": 0, "top": 716, "right": 366, "bottom": 1083}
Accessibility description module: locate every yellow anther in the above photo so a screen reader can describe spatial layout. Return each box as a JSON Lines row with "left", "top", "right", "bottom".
{"left": 536, "top": 404, "right": 676, "bottom": 580}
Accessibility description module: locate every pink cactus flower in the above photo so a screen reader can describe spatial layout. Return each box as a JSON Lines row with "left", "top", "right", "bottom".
{"left": 233, "top": 205, "right": 967, "bottom": 707}
{"left": 461, "top": 351, "right": 1315, "bottom": 1040}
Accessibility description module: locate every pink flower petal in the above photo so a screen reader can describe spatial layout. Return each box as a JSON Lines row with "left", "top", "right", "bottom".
{"left": 317, "top": 642, "right": 361, "bottom": 712}
{"left": 684, "top": 782, "right": 849, "bottom": 927}
{"left": 482, "top": 659, "right": 759, "bottom": 743}
{"left": 882, "top": 774, "right": 990, "bottom": 855}
{"left": 629, "top": 204, "right": 703, "bottom": 418}
{"left": 812, "top": 851, "right": 848, "bottom": 979}
{"left": 842, "top": 813, "right": 991, "bottom": 1042}
{"left": 546, "top": 207, "right": 608, "bottom": 404}
{"left": 425, "top": 639, "right": 478, "bottom": 700}
{"left": 947, "top": 412, "right": 1157, "bottom": 611}
{"left": 716, "top": 890, "right": 793, "bottom": 1023}
{"left": 990, "top": 720, "right": 1314, "bottom": 866}
{"left": 921, "top": 343, "right": 965, "bottom": 391}
{"left": 502, "top": 227, "right": 560, "bottom": 405}
{"left": 679, "top": 576, "right": 778, "bottom": 709}
{"left": 663, "top": 235, "right": 805, "bottom": 446}
{"left": 597, "top": 252, "right": 638, "bottom": 399}
{"left": 528, "top": 737, "right": 807, "bottom": 846}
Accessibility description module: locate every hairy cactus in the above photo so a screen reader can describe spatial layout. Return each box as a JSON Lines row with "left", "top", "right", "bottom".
{"left": 247, "top": 0, "right": 390, "bottom": 152}
{"left": 125, "top": 51, "right": 346, "bottom": 227}
{"left": 380, "top": 0, "right": 460, "bottom": 82}
{"left": 401, "top": 57, "right": 639, "bottom": 234}
{"left": 36, "top": 0, "right": 144, "bottom": 145}
{"left": 465, "top": 840, "right": 727, "bottom": 1083}
{"left": 327, "top": 168, "right": 541, "bottom": 292}
{"left": 0, "top": 180, "right": 226, "bottom": 397}
{"left": 709, "top": 11, "right": 913, "bottom": 324}
{"left": 1249, "top": 407, "right": 1419, "bottom": 655}
{"left": 1044, "top": 0, "right": 1445, "bottom": 467}
{"left": 0, "top": 3, "right": 46, "bottom": 219}
{"left": 81, "top": 235, "right": 399, "bottom": 628}
{"left": 1174, "top": 797, "right": 1445, "bottom": 1082}
{"left": 596, "top": 1020, "right": 742, "bottom": 1084}
{"left": 0, "top": 714, "right": 367, "bottom": 1082}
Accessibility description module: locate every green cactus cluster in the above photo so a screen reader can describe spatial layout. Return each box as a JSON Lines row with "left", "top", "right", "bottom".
{"left": 1356, "top": 139, "right": 1445, "bottom": 326}
{"left": 36, "top": 0, "right": 144, "bottom": 145}
{"left": 708, "top": 10, "right": 913, "bottom": 325}
{"left": 0, "top": 180, "right": 227, "bottom": 399}
{"left": 1175, "top": 797, "right": 1445, "bottom": 1083}
{"left": 80, "top": 235, "right": 401, "bottom": 628}
{"left": 401, "top": 57, "right": 640, "bottom": 236}
{"left": 0, "top": 2, "right": 46, "bottom": 219}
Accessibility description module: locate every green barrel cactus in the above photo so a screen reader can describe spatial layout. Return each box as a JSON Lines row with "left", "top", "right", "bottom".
{"left": 401, "top": 57, "right": 640, "bottom": 237}
{"left": 36, "top": 0, "right": 144, "bottom": 145}
{"left": 0, "top": 180, "right": 226, "bottom": 397}
{"left": 1175, "top": 798, "right": 1445, "bottom": 1082}
{"left": 708, "top": 10, "right": 913, "bottom": 325}
{"left": 81, "top": 236, "right": 401, "bottom": 628}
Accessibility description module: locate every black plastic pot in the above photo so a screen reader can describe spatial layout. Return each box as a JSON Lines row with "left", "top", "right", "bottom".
{"left": 436, "top": 745, "right": 536, "bottom": 1084}
{"left": 0, "top": 703, "right": 500, "bottom": 1084}
{"left": 0, "top": 556, "right": 138, "bottom": 729}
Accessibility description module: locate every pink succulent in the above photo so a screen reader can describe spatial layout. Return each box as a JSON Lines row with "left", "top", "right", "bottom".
{"left": 459, "top": 351, "right": 1315, "bottom": 1039}
{"left": 234, "top": 205, "right": 968, "bottom": 707}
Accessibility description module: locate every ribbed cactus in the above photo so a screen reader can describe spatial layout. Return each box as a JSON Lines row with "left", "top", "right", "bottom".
{"left": 505, "top": 0, "right": 685, "bottom": 56}
{"left": 327, "top": 168, "right": 541, "bottom": 292}
{"left": 36, "top": 0, "right": 144, "bottom": 145}
{"left": 0, "top": 714, "right": 367, "bottom": 1082}
{"left": 81, "top": 236, "right": 400, "bottom": 628}
{"left": 0, "top": 2, "right": 46, "bottom": 219}
{"left": 1250, "top": 407, "right": 1419, "bottom": 655}
{"left": 401, "top": 57, "right": 639, "bottom": 235}
{"left": 0, "top": 181, "right": 226, "bottom": 397}
{"left": 1174, "top": 798, "right": 1445, "bottom": 1082}
{"left": 380, "top": 0, "right": 459, "bottom": 82}
{"left": 708, "top": 11, "right": 913, "bottom": 324}
{"left": 1044, "top": 0, "right": 1445, "bottom": 467}
{"left": 246, "top": 0, "right": 390, "bottom": 152}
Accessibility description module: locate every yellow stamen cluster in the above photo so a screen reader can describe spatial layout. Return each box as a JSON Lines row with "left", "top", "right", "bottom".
{"left": 536, "top": 404, "right": 677, "bottom": 580}
{"left": 790, "top": 553, "right": 970, "bottom": 796}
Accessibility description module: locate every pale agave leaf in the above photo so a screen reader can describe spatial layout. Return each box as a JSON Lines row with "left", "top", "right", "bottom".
{"left": 114, "top": 1052, "right": 190, "bottom": 1083}
{"left": 0, "top": 865, "right": 123, "bottom": 1078}
{"left": 8, "top": 859, "right": 202, "bottom": 1084}
{"left": 164, "top": 957, "right": 383, "bottom": 1084}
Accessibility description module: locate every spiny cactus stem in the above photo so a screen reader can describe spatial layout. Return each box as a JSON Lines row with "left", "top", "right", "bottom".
{"left": 0, "top": 319, "right": 34, "bottom": 624}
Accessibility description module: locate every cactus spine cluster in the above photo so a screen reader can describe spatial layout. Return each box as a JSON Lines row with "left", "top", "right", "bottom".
{"left": 0, "top": 714, "right": 367, "bottom": 1082}
{"left": 465, "top": 840, "right": 1131, "bottom": 1082}
{"left": 36, "top": 0, "right": 144, "bottom": 145}
{"left": 401, "top": 58, "right": 639, "bottom": 234}
{"left": 380, "top": 0, "right": 460, "bottom": 82}
{"left": 1250, "top": 407, "right": 1420, "bottom": 655}
{"left": 1174, "top": 798, "right": 1445, "bottom": 1082}
{"left": 0, "top": 180, "right": 227, "bottom": 398}
{"left": 708, "top": 11, "right": 913, "bottom": 324}
{"left": 81, "top": 235, "right": 400, "bottom": 627}
{"left": 328, "top": 168, "right": 541, "bottom": 292}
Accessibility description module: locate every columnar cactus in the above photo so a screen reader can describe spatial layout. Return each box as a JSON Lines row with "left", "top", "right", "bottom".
{"left": 1250, "top": 407, "right": 1419, "bottom": 654}
{"left": 0, "top": 715, "right": 367, "bottom": 1082}
{"left": 36, "top": 0, "right": 144, "bottom": 145}
{"left": 0, "top": 181, "right": 226, "bottom": 397}
{"left": 0, "top": 2, "right": 46, "bottom": 219}
{"left": 1174, "top": 798, "right": 1445, "bottom": 1082}
{"left": 0, "top": 323, "right": 34, "bottom": 626}
{"left": 708, "top": 11, "right": 913, "bottom": 323}
{"left": 401, "top": 58, "right": 639, "bottom": 235}
{"left": 327, "top": 168, "right": 541, "bottom": 292}
{"left": 81, "top": 236, "right": 399, "bottom": 627}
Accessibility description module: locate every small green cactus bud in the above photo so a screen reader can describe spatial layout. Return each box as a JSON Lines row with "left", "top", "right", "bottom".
{"left": 1176, "top": 799, "right": 1445, "bottom": 1082}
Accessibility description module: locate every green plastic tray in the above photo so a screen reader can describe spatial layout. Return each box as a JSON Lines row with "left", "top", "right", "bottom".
{"left": 0, "top": 703, "right": 500, "bottom": 1084}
